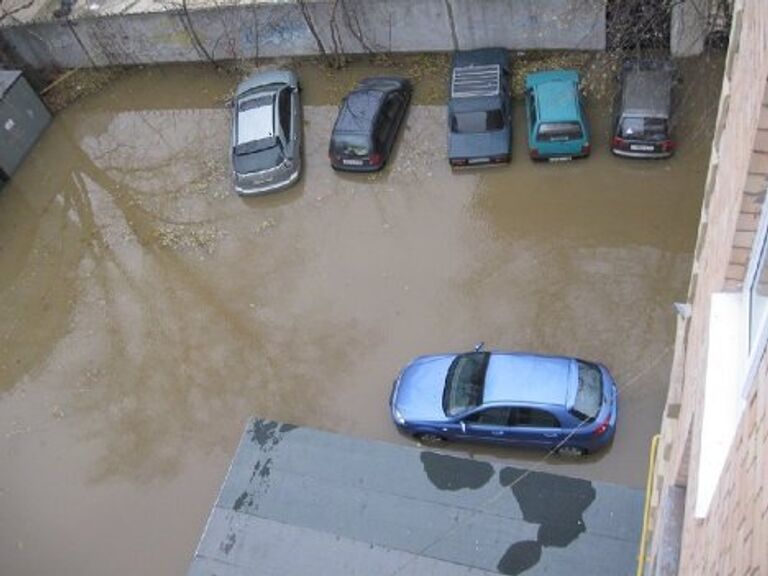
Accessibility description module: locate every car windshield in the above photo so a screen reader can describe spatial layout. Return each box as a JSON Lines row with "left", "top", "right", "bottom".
{"left": 619, "top": 116, "right": 668, "bottom": 141}
{"left": 571, "top": 361, "right": 603, "bottom": 421}
{"left": 442, "top": 352, "right": 489, "bottom": 416}
{"left": 451, "top": 109, "right": 504, "bottom": 133}
{"left": 537, "top": 122, "right": 583, "bottom": 142}
{"left": 331, "top": 134, "right": 370, "bottom": 157}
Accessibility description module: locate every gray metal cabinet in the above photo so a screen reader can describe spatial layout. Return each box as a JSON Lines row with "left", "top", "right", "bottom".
{"left": 0, "top": 70, "right": 51, "bottom": 178}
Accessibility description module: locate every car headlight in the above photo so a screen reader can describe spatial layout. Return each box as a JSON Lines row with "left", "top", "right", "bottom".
{"left": 393, "top": 407, "right": 406, "bottom": 425}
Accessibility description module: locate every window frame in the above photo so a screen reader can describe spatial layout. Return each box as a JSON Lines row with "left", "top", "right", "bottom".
{"left": 741, "top": 198, "right": 768, "bottom": 396}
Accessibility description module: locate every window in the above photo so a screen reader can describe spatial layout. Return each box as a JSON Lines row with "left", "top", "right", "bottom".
{"left": 278, "top": 89, "right": 291, "bottom": 141}
{"left": 331, "top": 134, "right": 370, "bottom": 157}
{"left": 466, "top": 407, "right": 512, "bottom": 426}
{"left": 528, "top": 94, "right": 537, "bottom": 126}
{"left": 384, "top": 95, "right": 402, "bottom": 121}
{"left": 537, "top": 122, "right": 583, "bottom": 142}
{"left": 748, "top": 237, "right": 768, "bottom": 351}
{"left": 443, "top": 352, "right": 489, "bottom": 416}
{"left": 450, "top": 109, "right": 504, "bottom": 133}
{"left": 571, "top": 361, "right": 603, "bottom": 421}
{"left": 512, "top": 408, "right": 560, "bottom": 428}
{"left": 618, "top": 116, "right": 668, "bottom": 141}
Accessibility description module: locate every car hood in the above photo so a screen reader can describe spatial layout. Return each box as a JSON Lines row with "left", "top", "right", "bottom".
{"left": 393, "top": 354, "right": 455, "bottom": 422}
{"left": 449, "top": 128, "right": 510, "bottom": 159}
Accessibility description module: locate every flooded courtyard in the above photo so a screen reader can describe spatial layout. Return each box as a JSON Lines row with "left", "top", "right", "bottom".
{"left": 0, "top": 55, "right": 722, "bottom": 575}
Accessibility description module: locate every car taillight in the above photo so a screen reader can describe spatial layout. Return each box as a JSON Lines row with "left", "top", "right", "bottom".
{"left": 529, "top": 148, "right": 540, "bottom": 159}
{"left": 451, "top": 158, "right": 468, "bottom": 167}
{"left": 581, "top": 142, "right": 591, "bottom": 155}
{"left": 661, "top": 140, "right": 675, "bottom": 152}
{"left": 612, "top": 136, "right": 625, "bottom": 149}
{"left": 593, "top": 414, "right": 611, "bottom": 436}
{"left": 369, "top": 152, "right": 383, "bottom": 166}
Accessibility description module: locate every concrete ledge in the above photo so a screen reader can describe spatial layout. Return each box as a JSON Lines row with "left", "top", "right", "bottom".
{"left": 0, "top": 0, "right": 606, "bottom": 69}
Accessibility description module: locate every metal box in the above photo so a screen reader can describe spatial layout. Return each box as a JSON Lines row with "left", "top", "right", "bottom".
{"left": 0, "top": 70, "right": 51, "bottom": 178}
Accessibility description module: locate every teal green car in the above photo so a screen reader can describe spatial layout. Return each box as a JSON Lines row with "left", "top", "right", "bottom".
{"left": 524, "top": 70, "right": 591, "bottom": 161}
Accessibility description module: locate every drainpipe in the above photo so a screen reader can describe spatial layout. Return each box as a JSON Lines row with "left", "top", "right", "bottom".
{"left": 637, "top": 434, "right": 661, "bottom": 576}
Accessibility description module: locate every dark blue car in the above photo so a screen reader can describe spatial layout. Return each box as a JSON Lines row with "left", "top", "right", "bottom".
{"left": 329, "top": 76, "right": 412, "bottom": 172}
{"left": 390, "top": 346, "right": 617, "bottom": 456}
{"left": 448, "top": 48, "right": 512, "bottom": 167}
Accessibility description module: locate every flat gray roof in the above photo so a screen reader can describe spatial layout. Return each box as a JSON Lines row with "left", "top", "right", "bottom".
{"left": 188, "top": 419, "right": 644, "bottom": 576}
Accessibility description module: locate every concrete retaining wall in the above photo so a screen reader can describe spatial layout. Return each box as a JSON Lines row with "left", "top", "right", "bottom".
{"left": 0, "top": 0, "right": 606, "bottom": 69}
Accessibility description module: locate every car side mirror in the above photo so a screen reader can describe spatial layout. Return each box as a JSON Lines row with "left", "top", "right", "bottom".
{"left": 460, "top": 421, "right": 467, "bottom": 433}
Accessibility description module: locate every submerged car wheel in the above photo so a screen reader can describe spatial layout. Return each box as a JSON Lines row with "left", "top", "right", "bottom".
{"left": 415, "top": 433, "right": 445, "bottom": 444}
{"left": 556, "top": 445, "right": 586, "bottom": 457}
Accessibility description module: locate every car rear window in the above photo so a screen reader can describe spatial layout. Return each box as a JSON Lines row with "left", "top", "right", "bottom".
{"left": 618, "top": 116, "right": 668, "bottom": 141}
{"left": 537, "top": 122, "right": 583, "bottom": 142}
{"left": 571, "top": 361, "right": 603, "bottom": 421}
{"left": 450, "top": 109, "right": 504, "bottom": 133}
{"left": 443, "top": 352, "right": 489, "bottom": 416}
{"left": 331, "top": 134, "right": 370, "bottom": 157}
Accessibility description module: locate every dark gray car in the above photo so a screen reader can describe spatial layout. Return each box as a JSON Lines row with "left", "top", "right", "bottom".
{"left": 232, "top": 70, "right": 302, "bottom": 195}
{"left": 611, "top": 59, "right": 677, "bottom": 159}
{"left": 448, "top": 48, "right": 512, "bottom": 167}
{"left": 329, "top": 76, "right": 412, "bottom": 172}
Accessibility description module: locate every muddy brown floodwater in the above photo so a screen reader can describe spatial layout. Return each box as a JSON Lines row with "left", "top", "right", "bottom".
{"left": 0, "top": 54, "right": 723, "bottom": 576}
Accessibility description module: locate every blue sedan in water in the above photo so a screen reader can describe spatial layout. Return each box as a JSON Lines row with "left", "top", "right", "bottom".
{"left": 390, "top": 345, "right": 617, "bottom": 456}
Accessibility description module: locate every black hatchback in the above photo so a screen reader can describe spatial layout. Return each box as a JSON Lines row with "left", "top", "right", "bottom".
{"left": 329, "top": 77, "right": 412, "bottom": 172}
{"left": 611, "top": 59, "right": 678, "bottom": 159}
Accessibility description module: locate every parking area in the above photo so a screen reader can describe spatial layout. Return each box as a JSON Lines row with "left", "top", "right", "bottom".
{"left": 0, "top": 55, "right": 722, "bottom": 576}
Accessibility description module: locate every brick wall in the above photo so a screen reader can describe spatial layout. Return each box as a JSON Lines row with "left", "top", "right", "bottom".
{"left": 648, "top": 0, "right": 768, "bottom": 574}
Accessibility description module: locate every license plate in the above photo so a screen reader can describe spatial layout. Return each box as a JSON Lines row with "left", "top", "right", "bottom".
{"left": 630, "top": 144, "right": 655, "bottom": 151}
{"left": 343, "top": 159, "right": 364, "bottom": 166}
{"left": 549, "top": 156, "right": 572, "bottom": 162}
{"left": 468, "top": 157, "right": 490, "bottom": 164}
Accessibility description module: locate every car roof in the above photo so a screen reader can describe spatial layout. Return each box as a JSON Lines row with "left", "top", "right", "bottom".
{"left": 531, "top": 75, "right": 580, "bottom": 123}
{"left": 334, "top": 90, "right": 384, "bottom": 134}
{"left": 236, "top": 92, "right": 275, "bottom": 144}
{"left": 482, "top": 353, "right": 574, "bottom": 407}
{"left": 621, "top": 70, "right": 672, "bottom": 117}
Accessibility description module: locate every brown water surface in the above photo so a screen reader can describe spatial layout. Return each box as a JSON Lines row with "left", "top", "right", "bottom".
{"left": 0, "top": 55, "right": 722, "bottom": 576}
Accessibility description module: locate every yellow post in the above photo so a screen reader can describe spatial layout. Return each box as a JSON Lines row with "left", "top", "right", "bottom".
{"left": 637, "top": 433, "right": 661, "bottom": 576}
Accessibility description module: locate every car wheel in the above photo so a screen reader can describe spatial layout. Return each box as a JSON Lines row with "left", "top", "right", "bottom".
{"left": 415, "top": 433, "right": 445, "bottom": 444}
{"left": 556, "top": 446, "right": 586, "bottom": 457}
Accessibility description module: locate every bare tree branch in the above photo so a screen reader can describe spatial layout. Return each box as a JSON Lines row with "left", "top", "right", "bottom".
{"left": 0, "top": 0, "right": 35, "bottom": 25}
